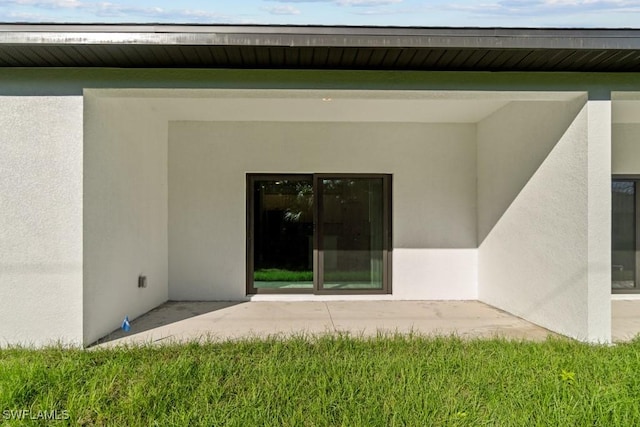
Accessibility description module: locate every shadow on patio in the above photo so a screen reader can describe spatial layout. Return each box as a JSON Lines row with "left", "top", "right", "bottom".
{"left": 93, "top": 302, "right": 246, "bottom": 346}
{"left": 93, "top": 301, "right": 557, "bottom": 347}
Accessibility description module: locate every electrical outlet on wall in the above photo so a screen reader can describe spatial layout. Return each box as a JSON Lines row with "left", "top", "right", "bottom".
{"left": 138, "top": 275, "right": 147, "bottom": 288}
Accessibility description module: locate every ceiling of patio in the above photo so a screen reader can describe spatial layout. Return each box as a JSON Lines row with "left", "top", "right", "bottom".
{"left": 613, "top": 93, "right": 640, "bottom": 123}
{"left": 85, "top": 89, "right": 585, "bottom": 124}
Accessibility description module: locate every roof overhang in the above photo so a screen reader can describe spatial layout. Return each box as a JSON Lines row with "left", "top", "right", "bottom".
{"left": 1, "top": 24, "right": 640, "bottom": 71}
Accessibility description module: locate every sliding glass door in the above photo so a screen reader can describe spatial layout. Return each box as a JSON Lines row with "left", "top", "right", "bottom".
{"left": 249, "top": 175, "right": 314, "bottom": 291}
{"left": 612, "top": 179, "right": 639, "bottom": 293}
{"left": 318, "top": 176, "right": 387, "bottom": 291}
{"left": 247, "top": 174, "right": 391, "bottom": 294}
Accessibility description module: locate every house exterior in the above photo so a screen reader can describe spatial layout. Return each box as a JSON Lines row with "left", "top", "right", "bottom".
{"left": 1, "top": 24, "right": 639, "bottom": 346}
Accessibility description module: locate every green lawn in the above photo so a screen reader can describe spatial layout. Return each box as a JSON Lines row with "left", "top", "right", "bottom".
{"left": 2, "top": 335, "right": 640, "bottom": 426}
{"left": 254, "top": 268, "right": 314, "bottom": 282}
{"left": 254, "top": 268, "right": 374, "bottom": 282}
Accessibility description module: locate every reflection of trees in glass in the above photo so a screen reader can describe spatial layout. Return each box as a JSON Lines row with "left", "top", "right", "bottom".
{"left": 277, "top": 179, "right": 366, "bottom": 222}
{"left": 323, "top": 179, "right": 358, "bottom": 199}
{"left": 613, "top": 181, "right": 634, "bottom": 195}
{"left": 283, "top": 181, "right": 313, "bottom": 222}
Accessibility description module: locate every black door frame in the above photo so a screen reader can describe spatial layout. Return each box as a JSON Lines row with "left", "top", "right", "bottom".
{"left": 246, "top": 173, "right": 392, "bottom": 295}
{"left": 612, "top": 175, "right": 640, "bottom": 294}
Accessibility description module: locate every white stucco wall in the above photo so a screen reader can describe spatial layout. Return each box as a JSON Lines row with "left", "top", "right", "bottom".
{"left": 478, "top": 98, "right": 612, "bottom": 342}
{"left": 586, "top": 101, "right": 611, "bottom": 342}
{"left": 612, "top": 124, "right": 640, "bottom": 174}
{"left": 0, "top": 97, "right": 83, "bottom": 347}
{"left": 83, "top": 96, "right": 169, "bottom": 345}
{"left": 477, "top": 100, "right": 587, "bottom": 242}
{"left": 169, "top": 121, "right": 478, "bottom": 300}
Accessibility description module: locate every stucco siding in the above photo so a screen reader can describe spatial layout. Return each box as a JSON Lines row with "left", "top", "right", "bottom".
{"left": 169, "top": 121, "right": 478, "bottom": 300}
{"left": 0, "top": 97, "right": 83, "bottom": 347}
{"left": 587, "top": 100, "right": 612, "bottom": 342}
{"left": 83, "top": 97, "right": 169, "bottom": 345}
{"left": 478, "top": 98, "right": 611, "bottom": 342}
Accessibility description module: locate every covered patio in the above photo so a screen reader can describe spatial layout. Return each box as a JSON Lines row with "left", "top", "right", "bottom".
{"left": 96, "top": 300, "right": 640, "bottom": 346}
{"left": 95, "top": 300, "right": 557, "bottom": 346}
{"left": 82, "top": 88, "right": 610, "bottom": 346}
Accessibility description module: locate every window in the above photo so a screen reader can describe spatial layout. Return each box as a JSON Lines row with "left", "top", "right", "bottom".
{"left": 247, "top": 174, "right": 392, "bottom": 294}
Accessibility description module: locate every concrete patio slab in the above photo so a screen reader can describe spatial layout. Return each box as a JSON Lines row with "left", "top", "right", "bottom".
{"left": 94, "top": 300, "right": 557, "bottom": 347}
{"left": 612, "top": 300, "right": 640, "bottom": 342}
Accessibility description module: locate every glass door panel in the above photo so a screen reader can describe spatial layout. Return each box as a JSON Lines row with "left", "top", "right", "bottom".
{"left": 248, "top": 174, "right": 390, "bottom": 294}
{"left": 612, "top": 180, "right": 637, "bottom": 291}
{"left": 251, "top": 176, "right": 314, "bottom": 291}
{"left": 318, "top": 177, "right": 385, "bottom": 290}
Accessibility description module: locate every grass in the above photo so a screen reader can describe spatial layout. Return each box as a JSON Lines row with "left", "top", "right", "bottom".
{"left": 254, "top": 268, "right": 313, "bottom": 282}
{"left": 2, "top": 335, "right": 640, "bottom": 426}
{"left": 254, "top": 268, "right": 374, "bottom": 282}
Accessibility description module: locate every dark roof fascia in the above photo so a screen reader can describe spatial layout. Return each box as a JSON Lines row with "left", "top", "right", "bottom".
{"left": 1, "top": 24, "right": 640, "bottom": 50}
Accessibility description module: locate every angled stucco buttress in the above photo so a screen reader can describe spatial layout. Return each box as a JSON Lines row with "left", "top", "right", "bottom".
{"left": 586, "top": 99, "right": 612, "bottom": 342}
{"left": 0, "top": 97, "right": 83, "bottom": 347}
{"left": 478, "top": 95, "right": 612, "bottom": 342}
{"left": 83, "top": 92, "right": 169, "bottom": 345}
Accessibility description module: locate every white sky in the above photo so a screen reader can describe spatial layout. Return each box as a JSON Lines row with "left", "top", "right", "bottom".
{"left": 0, "top": 0, "right": 639, "bottom": 27}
